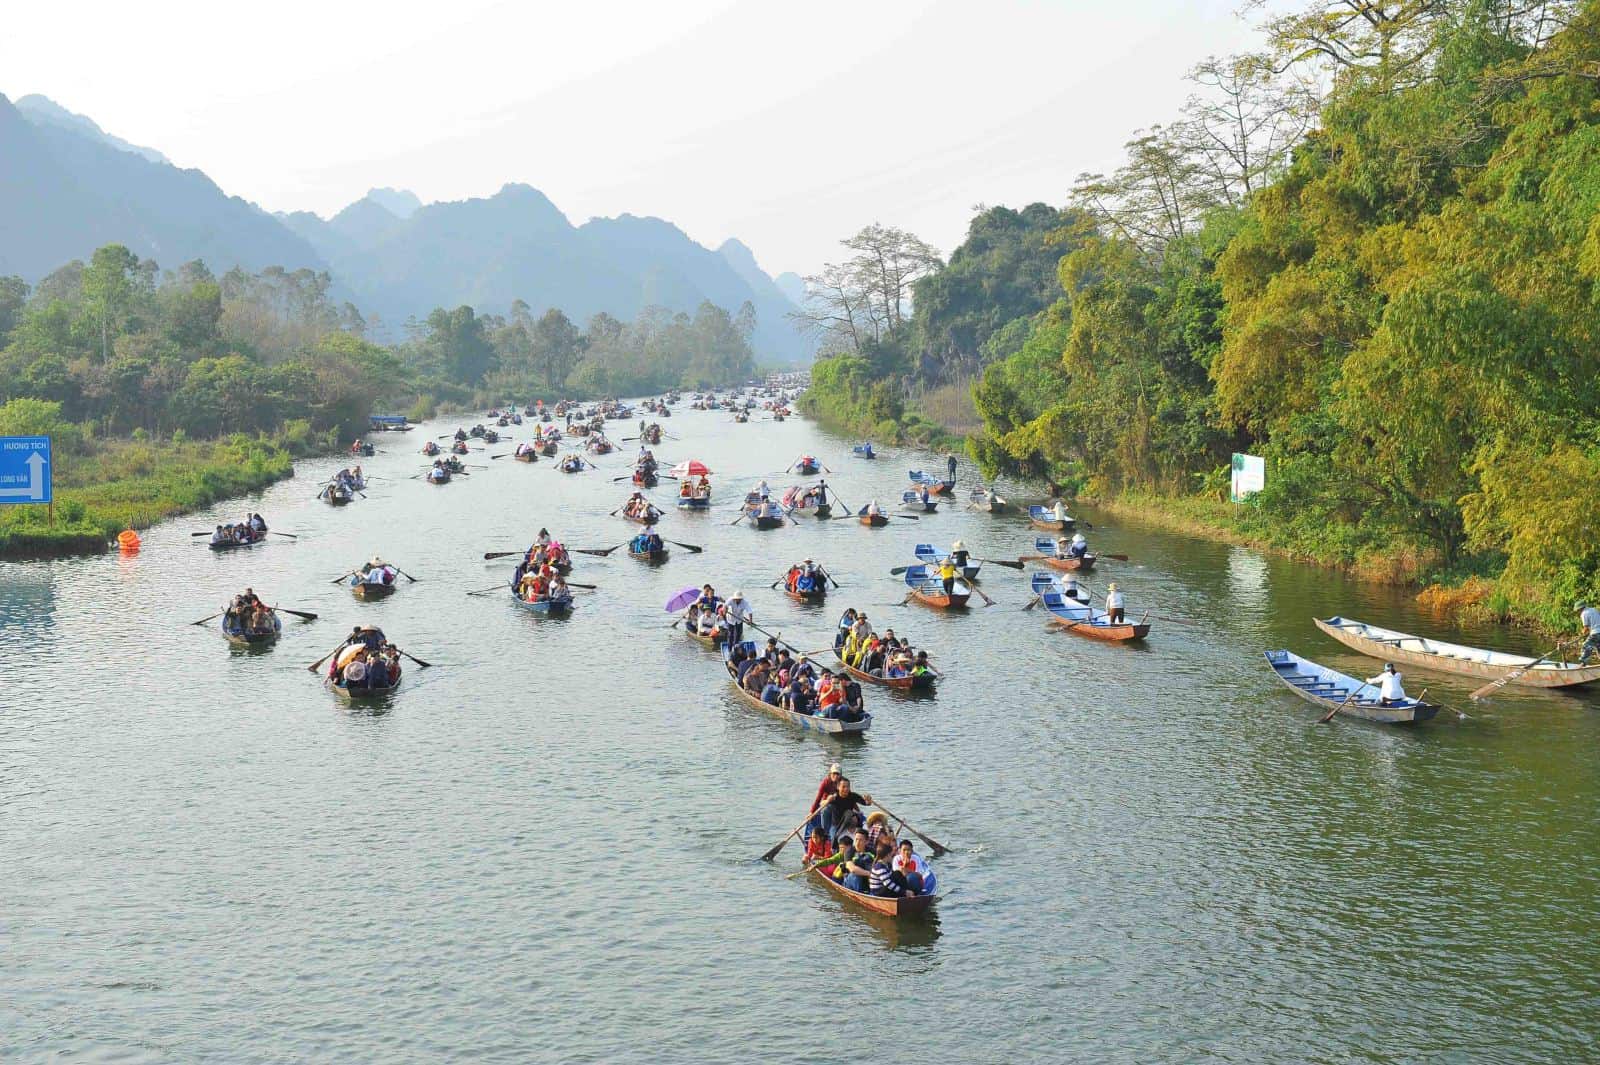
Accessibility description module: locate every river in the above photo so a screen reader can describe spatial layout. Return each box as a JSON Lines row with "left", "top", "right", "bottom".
{"left": 2, "top": 405, "right": 1596, "bottom": 1063}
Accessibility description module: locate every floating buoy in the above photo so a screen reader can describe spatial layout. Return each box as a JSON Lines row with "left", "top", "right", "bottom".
{"left": 117, "top": 528, "right": 141, "bottom": 553}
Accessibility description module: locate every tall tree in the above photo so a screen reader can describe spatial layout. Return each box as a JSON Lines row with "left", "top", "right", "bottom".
{"left": 81, "top": 244, "right": 141, "bottom": 362}
{"left": 531, "top": 308, "right": 582, "bottom": 390}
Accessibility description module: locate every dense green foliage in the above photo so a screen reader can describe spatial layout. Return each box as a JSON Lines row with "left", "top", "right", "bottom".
{"left": 967, "top": 0, "right": 1600, "bottom": 624}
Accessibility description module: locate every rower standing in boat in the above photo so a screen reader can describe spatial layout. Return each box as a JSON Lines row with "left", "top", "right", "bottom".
{"left": 946, "top": 453, "right": 958, "bottom": 483}
{"left": 1579, "top": 603, "right": 1600, "bottom": 664}
{"left": 725, "top": 591, "right": 753, "bottom": 646}
{"left": 1366, "top": 662, "right": 1407, "bottom": 706}
{"left": 950, "top": 540, "right": 970, "bottom": 569}
{"left": 1104, "top": 582, "right": 1126, "bottom": 624}
{"left": 938, "top": 558, "right": 958, "bottom": 597}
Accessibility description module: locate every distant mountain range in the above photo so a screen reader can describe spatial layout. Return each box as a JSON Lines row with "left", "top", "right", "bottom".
{"left": 0, "top": 93, "right": 808, "bottom": 361}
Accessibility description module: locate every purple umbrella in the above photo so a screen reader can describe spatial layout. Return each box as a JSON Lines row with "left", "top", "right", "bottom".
{"left": 665, "top": 586, "right": 702, "bottom": 612}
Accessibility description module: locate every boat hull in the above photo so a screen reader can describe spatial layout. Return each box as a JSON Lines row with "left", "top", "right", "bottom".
{"left": 833, "top": 650, "right": 934, "bottom": 691}
{"left": 1265, "top": 649, "right": 1439, "bottom": 724}
{"left": 784, "top": 588, "right": 827, "bottom": 605}
{"left": 1313, "top": 616, "right": 1600, "bottom": 688}
{"left": 514, "top": 452, "right": 536, "bottom": 463}
{"left": 513, "top": 594, "right": 575, "bottom": 616}
{"left": 860, "top": 514, "right": 888, "bottom": 527}
{"left": 808, "top": 866, "right": 938, "bottom": 918}
{"left": 329, "top": 677, "right": 401, "bottom": 701}
{"left": 1050, "top": 617, "right": 1148, "bottom": 642}
{"left": 1030, "top": 517, "right": 1074, "bottom": 532}
{"left": 350, "top": 581, "right": 396, "bottom": 601}
{"left": 629, "top": 547, "right": 670, "bottom": 563}
{"left": 1036, "top": 554, "right": 1095, "bottom": 572}
{"left": 723, "top": 643, "right": 869, "bottom": 735}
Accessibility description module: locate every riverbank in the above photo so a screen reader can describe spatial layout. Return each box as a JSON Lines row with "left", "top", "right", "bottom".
{"left": 1082, "top": 491, "right": 1543, "bottom": 631}
{"left": 0, "top": 435, "right": 298, "bottom": 560}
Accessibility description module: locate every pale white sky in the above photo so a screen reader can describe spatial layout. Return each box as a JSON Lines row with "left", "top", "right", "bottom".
{"left": 2, "top": 0, "right": 1263, "bottom": 278}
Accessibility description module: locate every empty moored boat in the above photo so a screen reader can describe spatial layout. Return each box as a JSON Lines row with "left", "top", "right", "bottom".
{"left": 1313, "top": 616, "right": 1600, "bottom": 689}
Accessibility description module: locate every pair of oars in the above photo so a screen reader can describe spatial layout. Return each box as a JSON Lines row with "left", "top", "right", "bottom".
{"left": 190, "top": 604, "right": 318, "bottom": 626}
{"left": 760, "top": 801, "right": 950, "bottom": 862}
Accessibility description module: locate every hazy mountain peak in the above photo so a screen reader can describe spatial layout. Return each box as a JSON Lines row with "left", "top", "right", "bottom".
{"left": 365, "top": 186, "right": 421, "bottom": 218}
{"left": 14, "top": 93, "right": 170, "bottom": 164}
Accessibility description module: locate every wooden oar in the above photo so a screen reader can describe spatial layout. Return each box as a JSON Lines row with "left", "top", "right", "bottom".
{"left": 1318, "top": 684, "right": 1363, "bottom": 724}
{"left": 728, "top": 511, "right": 748, "bottom": 526}
{"left": 1469, "top": 645, "right": 1566, "bottom": 701}
{"left": 489, "top": 453, "right": 510, "bottom": 460}
{"left": 760, "top": 811, "right": 816, "bottom": 861}
{"left": 565, "top": 581, "right": 599, "bottom": 590}
{"left": 872, "top": 801, "right": 949, "bottom": 857}
{"left": 466, "top": 584, "right": 507, "bottom": 596}
{"left": 889, "top": 565, "right": 913, "bottom": 576}
{"left": 189, "top": 612, "right": 223, "bottom": 626}
{"left": 483, "top": 550, "right": 523, "bottom": 560}
{"left": 306, "top": 641, "right": 348, "bottom": 673}
{"left": 269, "top": 531, "right": 298, "bottom": 538}
{"left": 573, "top": 543, "right": 626, "bottom": 557}
{"left": 976, "top": 557, "right": 1025, "bottom": 570}
{"left": 666, "top": 540, "right": 703, "bottom": 554}
{"left": 329, "top": 570, "right": 357, "bottom": 584}
{"left": 394, "top": 568, "right": 420, "bottom": 583}
{"left": 277, "top": 607, "right": 318, "bottom": 621}
{"left": 396, "top": 648, "right": 433, "bottom": 668}
{"left": 969, "top": 584, "right": 997, "bottom": 608}
{"left": 191, "top": 530, "right": 213, "bottom": 536}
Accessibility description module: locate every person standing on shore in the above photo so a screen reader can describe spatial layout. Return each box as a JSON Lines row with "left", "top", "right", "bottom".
{"left": 1578, "top": 603, "right": 1600, "bottom": 663}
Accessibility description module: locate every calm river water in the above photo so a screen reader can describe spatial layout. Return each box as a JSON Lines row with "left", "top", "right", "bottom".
{"left": 2, "top": 406, "right": 1597, "bottom": 1063}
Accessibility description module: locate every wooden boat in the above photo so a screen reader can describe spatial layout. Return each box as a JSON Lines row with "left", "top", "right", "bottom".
{"left": 589, "top": 440, "right": 614, "bottom": 455}
{"left": 908, "top": 470, "right": 954, "bottom": 496}
{"left": 451, "top": 440, "right": 470, "bottom": 455}
{"left": 621, "top": 506, "right": 664, "bottom": 526}
{"left": 1028, "top": 504, "right": 1075, "bottom": 532}
{"left": 915, "top": 543, "right": 979, "bottom": 583}
{"left": 349, "top": 577, "right": 397, "bottom": 601}
{"left": 807, "top": 863, "right": 938, "bottom": 918}
{"left": 628, "top": 543, "right": 670, "bottom": 563}
{"left": 540, "top": 439, "right": 559, "bottom": 457}
{"left": 329, "top": 675, "right": 401, "bottom": 701}
{"left": 721, "top": 640, "right": 870, "bottom": 734}
{"left": 1313, "top": 616, "right": 1600, "bottom": 688}
{"left": 852, "top": 443, "right": 876, "bottom": 460}
{"left": 677, "top": 494, "right": 712, "bottom": 510}
{"left": 559, "top": 458, "right": 586, "bottom": 474}
{"left": 1032, "top": 573, "right": 1147, "bottom": 642}
{"left": 742, "top": 498, "right": 787, "bottom": 529}
{"left": 513, "top": 449, "right": 537, "bottom": 463}
{"left": 900, "top": 490, "right": 938, "bottom": 513}
{"left": 512, "top": 589, "right": 576, "bottom": 616}
{"left": 1031, "top": 538, "right": 1095, "bottom": 572}
{"left": 632, "top": 468, "right": 659, "bottom": 488}
{"left": 794, "top": 457, "right": 821, "bottom": 476}
{"left": 969, "top": 486, "right": 1009, "bottom": 513}
{"left": 859, "top": 511, "right": 889, "bottom": 527}
{"left": 482, "top": 429, "right": 500, "bottom": 444}
{"left": 683, "top": 622, "right": 725, "bottom": 647}
{"left": 902, "top": 565, "right": 970, "bottom": 609}
{"left": 426, "top": 469, "right": 452, "bottom": 485}
{"left": 782, "top": 486, "right": 832, "bottom": 519}
{"left": 319, "top": 483, "right": 353, "bottom": 506}
{"left": 208, "top": 534, "right": 266, "bottom": 551}
{"left": 421, "top": 442, "right": 440, "bottom": 456}
{"left": 783, "top": 584, "right": 827, "bottom": 605}
{"left": 350, "top": 442, "right": 375, "bottom": 457}
{"left": 831, "top": 618, "right": 934, "bottom": 691}
{"left": 1265, "top": 649, "right": 1440, "bottom": 724}
{"left": 221, "top": 609, "right": 281, "bottom": 647}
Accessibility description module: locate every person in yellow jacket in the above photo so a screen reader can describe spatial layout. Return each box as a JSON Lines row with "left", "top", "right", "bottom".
{"left": 938, "top": 558, "right": 958, "bottom": 597}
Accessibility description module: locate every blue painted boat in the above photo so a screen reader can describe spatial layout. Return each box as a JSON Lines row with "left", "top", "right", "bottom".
{"left": 908, "top": 470, "right": 955, "bottom": 495}
{"left": 1032, "top": 536, "right": 1095, "bottom": 572}
{"left": 511, "top": 589, "right": 576, "bottom": 616}
{"left": 676, "top": 495, "right": 711, "bottom": 510}
{"left": 851, "top": 443, "right": 876, "bottom": 459}
{"left": 900, "top": 490, "right": 938, "bottom": 513}
{"left": 1030, "top": 573, "right": 1147, "bottom": 642}
{"left": 902, "top": 564, "right": 969, "bottom": 609}
{"left": 1028, "top": 504, "right": 1074, "bottom": 531}
{"left": 1264, "top": 649, "right": 1439, "bottom": 724}
{"left": 914, "top": 542, "right": 980, "bottom": 582}
{"left": 721, "top": 640, "right": 870, "bottom": 735}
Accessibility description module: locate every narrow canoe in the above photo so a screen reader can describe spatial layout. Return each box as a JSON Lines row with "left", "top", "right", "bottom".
{"left": 722, "top": 641, "right": 870, "bottom": 735}
{"left": 329, "top": 676, "right": 402, "bottom": 701}
{"left": 629, "top": 545, "right": 670, "bottom": 563}
{"left": 902, "top": 565, "right": 970, "bottom": 610}
{"left": 349, "top": 579, "right": 396, "bottom": 601}
{"left": 744, "top": 509, "right": 786, "bottom": 529}
{"left": 1034, "top": 574, "right": 1147, "bottom": 642}
{"left": 1028, "top": 505, "right": 1075, "bottom": 532}
{"left": 209, "top": 536, "right": 266, "bottom": 551}
{"left": 807, "top": 864, "right": 939, "bottom": 918}
{"left": 1313, "top": 616, "right": 1600, "bottom": 689}
{"left": 831, "top": 624, "right": 934, "bottom": 691}
{"left": 512, "top": 591, "right": 576, "bottom": 616}
{"left": 1264, "top": 649, "right": 1439, "bottom": 724}
{"left": 860, "top": 513, "right": 889, "bottom": 527}
{"left": 222, "top": 610, "right": 281, "bottom": 647}
{"left": 914, "top": 543, "right": 980, "bottom": 583}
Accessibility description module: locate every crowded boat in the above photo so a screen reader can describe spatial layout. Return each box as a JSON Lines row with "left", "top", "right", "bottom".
{"left": 209, "top": 514, "right": 268, "bottom": 549}
{"left": 832, "top": 608, "right": 935, "bottom": 689}
{"left": 327, "top": 625, "right": 404, "bottom": 697}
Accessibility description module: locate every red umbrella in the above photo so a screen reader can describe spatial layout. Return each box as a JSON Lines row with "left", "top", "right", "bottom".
{"left": 669, "top": 460, "right": 712, "bottom": 477}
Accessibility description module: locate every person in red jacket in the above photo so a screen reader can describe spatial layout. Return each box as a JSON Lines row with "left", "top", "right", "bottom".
{"left": 804, "top": 763, "right": 843, "bottom": 841}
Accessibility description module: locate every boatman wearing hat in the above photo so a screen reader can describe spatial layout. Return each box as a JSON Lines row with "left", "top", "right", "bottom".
{"left": 1067, "top": 533, "right": 1089, "bottom": 558}
{"left": 1104, "top": 583, "right": 1126, "bottom": 624}
{"left": 1578, "top": 603, "right": 1600, "bottom": 663}
{"left": 725, "top": 591, "right": 753, "bottom": 647}
{"left": 950, "top": 540, "right": 970, "bottom": 570}
{"left": 1366, "top": 663, "right": 1407, "bottom": 706}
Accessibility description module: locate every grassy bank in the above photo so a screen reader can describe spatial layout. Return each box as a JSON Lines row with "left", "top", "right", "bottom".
{"left": 0, "top": 434, "right": 300, "bottom": 560}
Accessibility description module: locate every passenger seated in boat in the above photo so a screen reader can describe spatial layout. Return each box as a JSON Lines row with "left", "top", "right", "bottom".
{"left": 342, "top": 653, "right": 369, "bottom": 691}
{"left": 894, "top": 840, "right": 933, "bottom": 895}
{"left": 819, "top": 835, "right": 858, "bottom": 882}
{"left": 911, "top": 651, "right": 933, "bottom": 677}
{"left": 804, "top": 826, "right": 833, "bottom": 865}
{"left": 1068, "top": 533, "right": 1089, "bottom": 558}
{"left": 950, "top": 540, "right": 970, "bottom": 569}
{"left": 1366, "top": 662, "right": 1407, "bottom": 706}
{"left": 680, "top": 479, "right": 694, "bottom": 498}
{"left": 548, "top": 575, "right": 569, "bottom": 600}
{"left": 864, "top": 810, "right": 896, "bottom": 854}
{"left": 743, "top": 659, "right": 771, "bottom": 696}
{"left": 841, "top": 830, "right": 876, "bottom": 892}
{"left": 1062, "top": 576, "right": 1087, "bottom": 603}
{"left": 760, "top": 670, "right": 782, "bottom": 706}
{"left": 366, "top": 654, "right": 389, "bottom": 689}
{"left": 249, "top": 513, "right": 268, "bottom": 534}
{"left": 869, "top": 840, "right": 907, "bottom": 898}
{"left": 866, "top": 499, "right": 882, "bottom": 517}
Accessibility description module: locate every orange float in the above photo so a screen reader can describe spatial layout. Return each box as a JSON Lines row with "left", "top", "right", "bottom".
{"left": 117, "top": 528, "right": 142, "bottom": 552}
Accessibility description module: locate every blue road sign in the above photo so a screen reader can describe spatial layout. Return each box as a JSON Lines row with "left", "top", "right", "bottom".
{"left": 0, "top": 436, "right": 52, "bottom": 505}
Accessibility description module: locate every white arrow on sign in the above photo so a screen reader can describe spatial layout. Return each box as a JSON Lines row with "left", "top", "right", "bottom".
{"left": 0, "top": 451, "right": 48, "bottom": 500}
